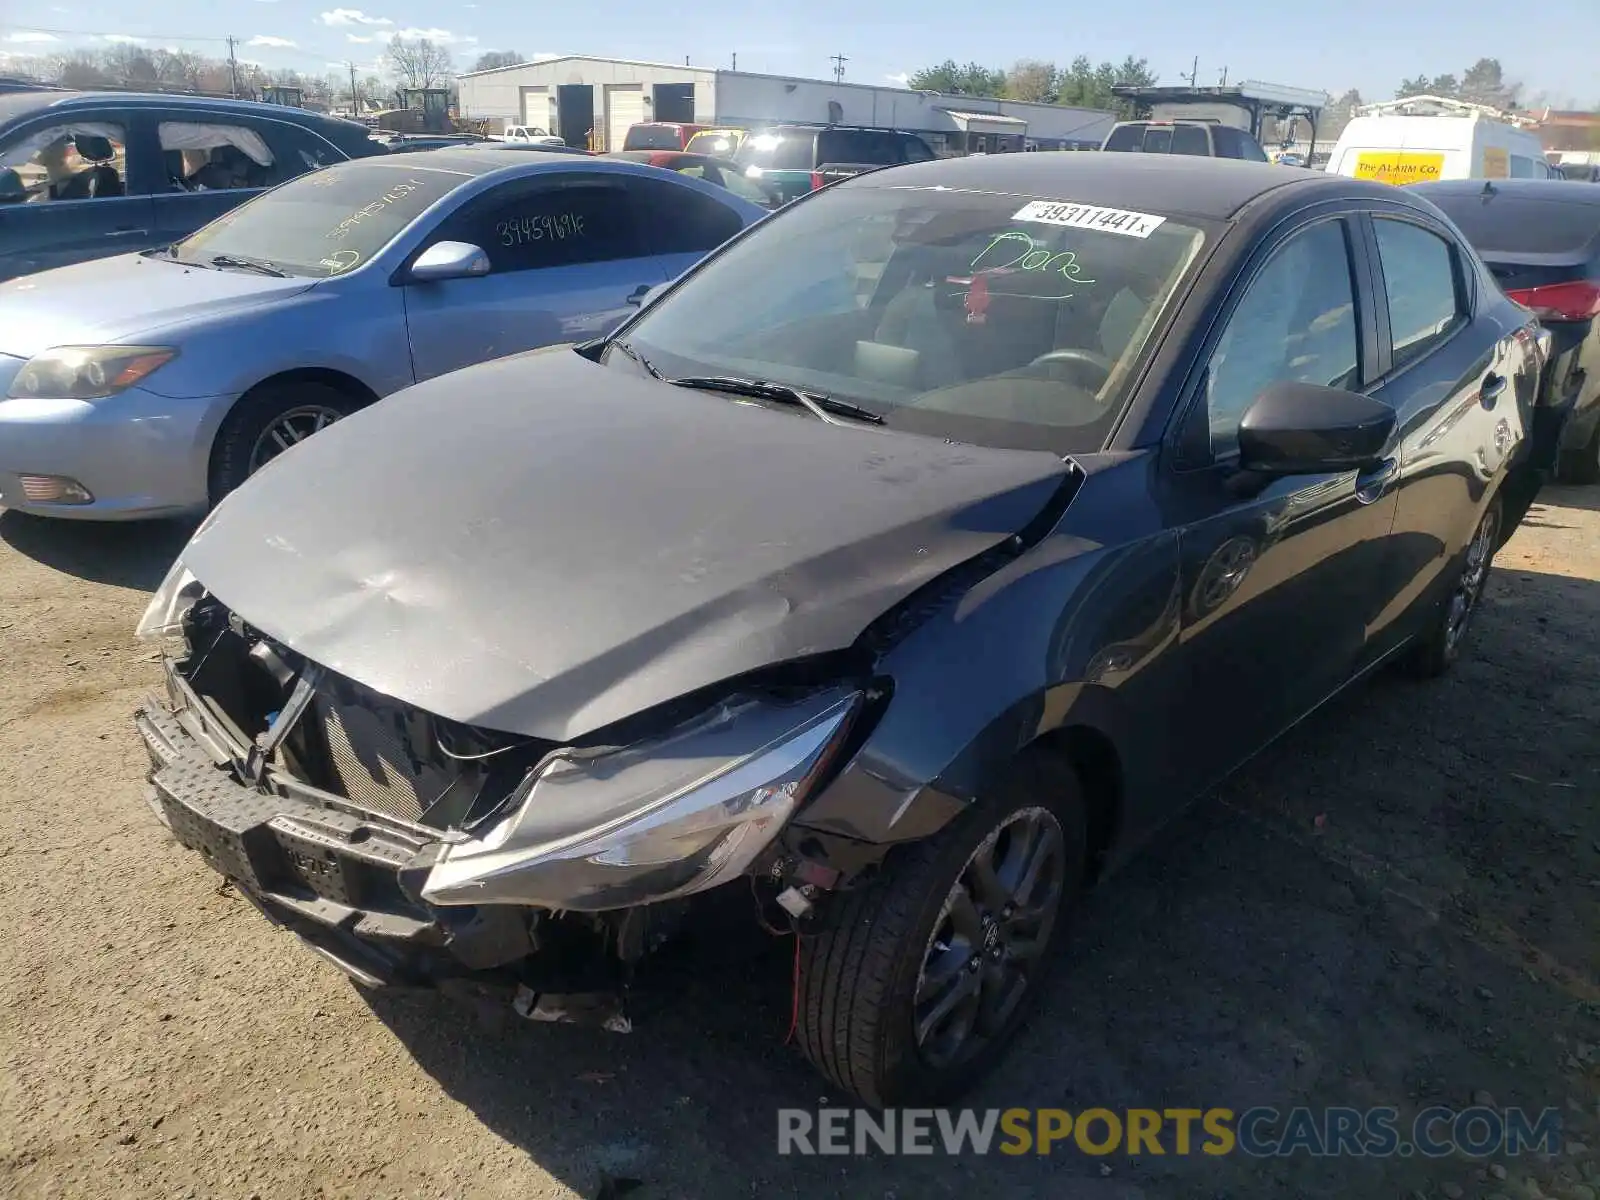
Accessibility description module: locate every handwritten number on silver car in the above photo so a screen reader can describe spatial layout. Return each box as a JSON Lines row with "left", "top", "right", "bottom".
{"left": 499, "top": 212, "right": 586, "bottom": 247}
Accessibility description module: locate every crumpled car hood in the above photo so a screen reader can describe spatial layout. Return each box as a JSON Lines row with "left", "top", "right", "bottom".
{"left": 0, "top": 253, "right": 314, "bottom": 358}
{"left": 182, "top": 350, "right": 1070, "bottom": 741}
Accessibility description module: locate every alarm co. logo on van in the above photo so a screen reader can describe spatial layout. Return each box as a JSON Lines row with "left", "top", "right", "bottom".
{"left": 1353, "top": 152, "right": 1446, "bottom": 185}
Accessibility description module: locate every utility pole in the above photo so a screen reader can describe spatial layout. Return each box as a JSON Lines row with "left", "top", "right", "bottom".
{"left": 226, "top": 35, "right": 240, "bottom": 98}
{"left": 830, "top": 53, "right": 848, "bottom": 83}
{"left": 1218, "top": 66, "right": 1228, "bottom": 87}
{"left": 731, "top": 52, "right": 737, "bottom": 71}
{"left": 1180, "top": 56, "right": 1198, "bottom": 87}
{"left": 348, "top": 60, "right": 360, "bottom": 115}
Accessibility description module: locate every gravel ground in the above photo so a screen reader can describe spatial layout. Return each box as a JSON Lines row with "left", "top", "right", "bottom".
{"left": 0, "top": 487, "right": 1596, "bottom": 1200}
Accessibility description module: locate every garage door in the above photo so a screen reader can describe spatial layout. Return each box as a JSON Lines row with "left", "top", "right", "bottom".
{"left": 519, "top": 86, "right": 550, "bottom": 132}
{"left": 605, "top": 84, "right": 644, "bottom": 152}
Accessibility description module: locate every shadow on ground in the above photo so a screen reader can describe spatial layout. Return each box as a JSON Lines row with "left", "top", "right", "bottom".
{"left": 0, "top": 510, "right": 195, "bottom": 591}
{"left": 365, "top": 563, "right": 1600, "bottom": 1200}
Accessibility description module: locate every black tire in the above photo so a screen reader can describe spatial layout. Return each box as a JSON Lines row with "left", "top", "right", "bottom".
{"left": 209, "top": 381, "right": 362, "bottom": 503}
{"left": 796, "top": 750, "right": 1088, "bottom": 1108}
{"left": 1556, "top": 421, "right": 1600, "bottom": 486}
{"left": 1399, "top": 492, "right": 1503, "bottom": 679}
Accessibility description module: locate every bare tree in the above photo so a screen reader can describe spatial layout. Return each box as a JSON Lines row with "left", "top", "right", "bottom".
{"left": 387, "top": 36, "right": 454, "bottom": 89}
{"left": 103, "top": 43, "right": 159, "bottom": 85}
{"left": 472, "top": 50, "right": 524, "bottom": 72}
{"left": 152, "top": 48, "right": 206, "bottom": 91}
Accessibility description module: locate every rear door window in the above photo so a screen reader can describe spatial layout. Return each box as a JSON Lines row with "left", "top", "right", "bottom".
{"left": 160, "top": 120, "right": 281, "bottom": 191}
{"left": 1373, "top": 218, "right": 1467, "bottom": 369}
{"left": 447, "top": 178, "right": 642, "bottom": 274}
{"left": 626, "top": 174, "right": 744, "bottom": 255}
{"left": 817, "top": 129, "right": 902, "bottom": 165}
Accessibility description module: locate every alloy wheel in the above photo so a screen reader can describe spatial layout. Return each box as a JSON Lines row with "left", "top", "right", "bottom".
{"left": 1443, "top": 504, "right": 1501, "bottom": 654}
{"left": 913, "top": 806, "right": 1066, "bottom": 1069}
{"left": 247, "top": 404, "right": 345, "bottom": 475}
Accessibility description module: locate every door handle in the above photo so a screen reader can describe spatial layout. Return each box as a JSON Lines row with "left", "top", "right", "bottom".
{"left": 1354, "top": 457, "right": 1398, "bottom": 505}
{"left": 1480, "top": 372, "right": 1506, "bottom": 408}
{"left": 626, "top": 283, "right": 652, "bottom": 306}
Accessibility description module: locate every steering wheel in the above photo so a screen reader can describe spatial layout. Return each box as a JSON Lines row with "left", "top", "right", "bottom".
{"left": 1027, "top": 348, "right": 1115, "bottom": 386}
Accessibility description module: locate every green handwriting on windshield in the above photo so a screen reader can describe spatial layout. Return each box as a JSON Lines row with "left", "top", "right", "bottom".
{"left": 971, "top": 230, "right": 1096, "bottom": 284}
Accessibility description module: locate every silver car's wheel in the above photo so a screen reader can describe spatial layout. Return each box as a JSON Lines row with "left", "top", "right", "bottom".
{"left": 246, "top": 404, "right": 345, "bottom": 474}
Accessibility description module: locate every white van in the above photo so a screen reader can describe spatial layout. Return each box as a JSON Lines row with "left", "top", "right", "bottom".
{"left": 1325, "top": 95, "right": 1553, "bottom": 186}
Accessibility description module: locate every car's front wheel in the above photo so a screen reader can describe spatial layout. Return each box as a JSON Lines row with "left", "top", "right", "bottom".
{"left": 796, "top": 750, "right": 1087, "bottom": 1107}
{"left": 210, "top": 381, "right": 362, "bottom": 504}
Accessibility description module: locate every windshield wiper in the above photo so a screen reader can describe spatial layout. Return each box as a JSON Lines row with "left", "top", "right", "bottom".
{"left": 610, "top": 339, "right": 663, "bottom": 379}
{"left": 669, "top": 375, "right": 884, "bottom": 426}
{"left": 207, "top": 253, "right": 290, "bottom": 278}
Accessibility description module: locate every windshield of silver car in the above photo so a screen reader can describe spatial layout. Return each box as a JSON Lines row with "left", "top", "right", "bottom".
{"left": 168, "top": 161, "right": 465, "bottom": 278}
{"left": 616, "top": 184, "right": 1209, "bottom": 453}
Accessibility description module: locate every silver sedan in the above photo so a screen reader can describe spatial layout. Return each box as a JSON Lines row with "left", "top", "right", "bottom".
{"left": 0, "top": 148, "right": 764, "bottom": 519}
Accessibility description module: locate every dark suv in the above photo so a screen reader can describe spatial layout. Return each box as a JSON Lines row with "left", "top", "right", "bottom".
{"left": 733, "top": 124, "right": 936, "bottom": 205}
{"left": 1101, "top": 119, "right": 1270, "bottom": 162}
{"left": 0, "top": 89, "right": 385, "bottom": 281}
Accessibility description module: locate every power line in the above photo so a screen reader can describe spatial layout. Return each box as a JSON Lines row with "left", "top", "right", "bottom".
{"left": 0, "top": 23, "right": 232, "bottom": 43}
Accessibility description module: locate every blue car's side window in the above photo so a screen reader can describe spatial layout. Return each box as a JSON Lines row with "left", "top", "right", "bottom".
{"left": 453, "top": 181, "right": 643, "bottom": 275}
{"left": 0, "top": 123, "right": 129, "bottom": 203}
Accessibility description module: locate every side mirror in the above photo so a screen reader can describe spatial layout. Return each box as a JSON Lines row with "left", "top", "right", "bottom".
{"left": 1237, "top": 380, "right": 1395, "bottom": 475}
{"left": 410, "top": 240, "right": 491, "bottom": 282}
{"left": 628, "top": 283, "right": 666, "bottom": 308}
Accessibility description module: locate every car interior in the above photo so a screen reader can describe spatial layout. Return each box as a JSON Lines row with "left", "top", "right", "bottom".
{"left": 0, "top": 131, "right": 127, "bottom": 203}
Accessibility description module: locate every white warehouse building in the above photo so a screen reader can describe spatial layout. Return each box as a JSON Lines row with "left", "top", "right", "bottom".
{"left": 457, "top": 56, "right": 1117, "bottom": 155}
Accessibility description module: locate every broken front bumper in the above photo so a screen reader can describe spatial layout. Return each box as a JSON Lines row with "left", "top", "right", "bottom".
{"left": 135, "top": 698, "right": 533, "bottom": 987}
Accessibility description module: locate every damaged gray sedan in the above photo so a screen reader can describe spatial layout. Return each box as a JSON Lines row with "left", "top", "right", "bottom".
{"left": 137, "top": 152, "right": 1539, "bottom": 1107}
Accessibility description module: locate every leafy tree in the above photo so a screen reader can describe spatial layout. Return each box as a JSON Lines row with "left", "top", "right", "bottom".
{"left": 1459, "top": 57, "right": 1519, "bottom": 109}
{"left": 1004, "top": 59, "right": 1057, "bottom": 103}
{"left": 1396, "top": 74, "right": 1433, "bottom": 99}
{"left": 473, "top": 50, "right": 525, "bottom": 72}
{"left": 906, "top": 59, "right": 1005, "bottom": 97}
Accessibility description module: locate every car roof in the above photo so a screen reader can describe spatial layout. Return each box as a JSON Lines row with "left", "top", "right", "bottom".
{"left": 841, "top": 152, "right": 1370, "bottom": 222}
{"left": 0, "top": 89, "right": 368, "bottom": 134}
{"left": 1414, "top": 178, "right": 1600, "bottom": 205}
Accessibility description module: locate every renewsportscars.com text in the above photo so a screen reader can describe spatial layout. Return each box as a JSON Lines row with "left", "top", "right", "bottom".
{"left": 777, "top": 1106, "right": 1563, "bottom": 1158}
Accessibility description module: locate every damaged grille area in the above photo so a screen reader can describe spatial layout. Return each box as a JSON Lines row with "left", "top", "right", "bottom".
{"left": 316, "top": 687, "right": 458, "bottom": 824}
{"left": 175, "top": 595, "right": 550, "bottom": 832}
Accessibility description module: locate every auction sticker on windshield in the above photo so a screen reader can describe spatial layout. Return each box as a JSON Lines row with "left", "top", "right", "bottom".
{"left": 1353, "top": 151, "right": 1445, "bottom": 185}
{"left": 1012, "top": 201, "right": 1166, "bottom": 239}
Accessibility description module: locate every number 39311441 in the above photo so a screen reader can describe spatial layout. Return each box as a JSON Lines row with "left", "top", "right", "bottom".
{"left": 499, "top": 212, "right": 587, "bottom": 247}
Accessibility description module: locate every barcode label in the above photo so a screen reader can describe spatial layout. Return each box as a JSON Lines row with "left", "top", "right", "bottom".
{"left": 1011, "top": 200, "right": 1166, "bottom": 239}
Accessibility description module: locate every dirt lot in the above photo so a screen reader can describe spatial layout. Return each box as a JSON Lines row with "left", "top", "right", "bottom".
{"left": 0, "top": 488, "right": 1597, "bottom": 1200}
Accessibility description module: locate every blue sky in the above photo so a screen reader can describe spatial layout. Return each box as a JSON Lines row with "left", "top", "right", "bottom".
{"left": 2, "top": 0, "right": 1595, "bottom": 109}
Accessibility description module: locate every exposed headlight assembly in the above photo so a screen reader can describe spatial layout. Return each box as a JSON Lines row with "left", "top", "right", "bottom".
{"left": 135, "top": 558, "right": 204, "bottom": 654}
{"left": 8, "top": 345, "right": 177, "bottom": 401}
{"left": 421, "top": 686, "right": 864, "bottom": 911}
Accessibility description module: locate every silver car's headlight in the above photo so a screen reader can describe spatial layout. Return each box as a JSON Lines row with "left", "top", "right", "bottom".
{"left": 135, "top": 558, "right": 204, "bottom": 650}
{"left": 421, "top": 686, "right": 865, "bottom": 911}
{"left": 8, "top": 345, "right": 178, "bottom": 401}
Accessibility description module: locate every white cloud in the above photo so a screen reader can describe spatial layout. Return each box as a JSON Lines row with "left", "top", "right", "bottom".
{"left": 394, "top": 26, "right": 476, "bottom": 43}
{"left": 884, "top": 72, "right": 910, "bottom": 88}
{"left": 101, "top": 33, "right": 147, "bottom": 44}
{"left": 346, "top": 33, "right": 376, "bottom": 43}
{"left": 320, "top": 8, "right": 392, "bottom": 26}
{"left": 6, "top": 31, "right": 60, "bottom": 44}
{"left": 247, "top": 34, "right": 297, "bottom": 47}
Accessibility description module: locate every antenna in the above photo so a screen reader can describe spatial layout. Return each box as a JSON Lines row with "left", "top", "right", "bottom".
{"left": 830, "top": 53, "right": 849, "bottom": 83}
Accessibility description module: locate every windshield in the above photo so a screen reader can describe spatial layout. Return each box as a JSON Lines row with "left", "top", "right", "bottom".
{"left": 623, "top": 125, "right": 684, "bottom": 150}
{"left": 169, "top": 160, "right": 467, "bottom": 277}
{"left": 687, "top": 131, "right": 741, "bottom": 156}
{"left": 617, "top": 184, "right": 1208, "bottom": 453}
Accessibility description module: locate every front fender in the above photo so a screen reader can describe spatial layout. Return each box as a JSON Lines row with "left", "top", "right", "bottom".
{"left": 794, "top": 518, "right": 1181, "bottom": 849}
